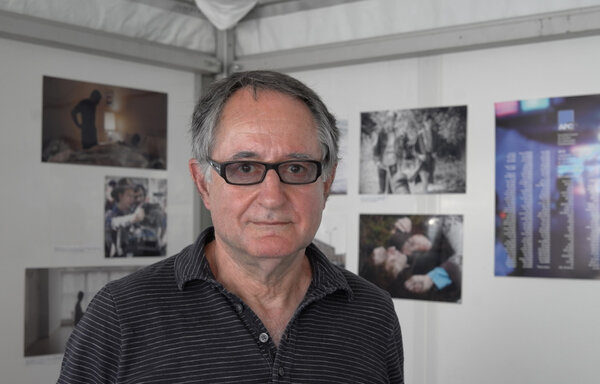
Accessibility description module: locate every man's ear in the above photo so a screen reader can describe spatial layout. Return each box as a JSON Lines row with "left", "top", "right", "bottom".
{"left": 189, "top": 158, "right": 211, "bottom": 210}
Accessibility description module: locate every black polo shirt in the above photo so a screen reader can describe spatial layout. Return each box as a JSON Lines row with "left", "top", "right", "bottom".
{"left": 58, "top": 228, "right": 404, "bottom": 383}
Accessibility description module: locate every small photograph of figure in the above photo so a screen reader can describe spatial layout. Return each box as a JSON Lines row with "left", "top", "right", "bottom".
{"left": 104, "top": 176, "right": 167, "bottom": 257}
{"left": 24, "top": 266, "right": 142, "bottom": 357}
{"left": 42, "top": 76, "right": 167, "bottom": 169}
{"left": 359, "top": 106, "right": 467, "bottom": 194}
{"left": 359, "top": 214, "right": 463, "bottom": 303}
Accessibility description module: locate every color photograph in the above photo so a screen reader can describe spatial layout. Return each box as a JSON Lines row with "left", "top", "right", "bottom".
{"left": 495, "top": 94, "right": 600, "bottom": 279}
{"left": 24, "top": 266, "right": 142, "bottom": 357}
{"left": 42, "top": 76, "right": 167, "bottom": 169}
{"left": 105, "top": 176, "right": 167, "bottom": 257}
{"left": 359, "top": 214, "right": 463, "bottom": 303}
{"left": 360, "top": 106, "right": 467, "bottom": 194}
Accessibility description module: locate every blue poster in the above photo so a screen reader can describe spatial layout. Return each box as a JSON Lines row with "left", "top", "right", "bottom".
{"left": 495, "top": 94, "right": 600, "bottom": 279}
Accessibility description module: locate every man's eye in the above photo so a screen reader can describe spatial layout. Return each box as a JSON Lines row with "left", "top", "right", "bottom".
{"left": 286, "top": 163, "right": 306, "bottom": 174}
{"left": 238, "top": 163, "right": 255, "bottom": 173}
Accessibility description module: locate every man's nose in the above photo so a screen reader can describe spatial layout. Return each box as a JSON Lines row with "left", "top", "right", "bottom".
{"left": 263, "top": 168, "right": 285, "bottom": 187}
{"left": 257, "top": 169, "right": 286, "bottom": 205}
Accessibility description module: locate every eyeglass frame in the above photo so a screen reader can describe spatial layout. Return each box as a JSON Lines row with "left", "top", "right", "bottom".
{"left": 207, "top": 158, "right": 323, "bottom": 186}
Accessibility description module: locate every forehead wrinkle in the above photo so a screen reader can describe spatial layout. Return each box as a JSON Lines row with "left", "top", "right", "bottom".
{"left": 229, "top": 151, "right": 315, "bottom": 161}
{"left": 214, "top": 89, "right": 322, "bottom": 162}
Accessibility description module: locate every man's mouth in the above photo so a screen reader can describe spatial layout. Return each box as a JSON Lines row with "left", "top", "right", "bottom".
{"left": 252, "top": 221, "right": 288, "bottom": 226}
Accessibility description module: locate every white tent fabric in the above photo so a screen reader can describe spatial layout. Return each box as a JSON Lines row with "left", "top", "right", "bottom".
{"left": 0, "top": 0, "right": 216, "bottom": 53}
{"left": 2, "top": 0, "right": 600, "bottom": 58}
{"left": 235, "top": 0, "right": 600, "bottom": 55}
{"left": 194, "top": 0, "right": 257, "bottom": 31}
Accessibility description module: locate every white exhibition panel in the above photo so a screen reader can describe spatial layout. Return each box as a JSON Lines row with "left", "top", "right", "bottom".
{"left": 0, "top": 37, "right": 196, "bottom": 383}
{"left": 290, "top": 34, "right": 600, "bottom": 384}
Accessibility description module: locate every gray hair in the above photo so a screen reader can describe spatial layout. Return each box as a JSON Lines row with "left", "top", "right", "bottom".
{"left": 190, "top": 70, "right": 339, "bottom": 179}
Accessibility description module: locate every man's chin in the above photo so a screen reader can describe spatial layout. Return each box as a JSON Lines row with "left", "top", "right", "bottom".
{"left": 246, "top": 237, "right": 307, "bottom": 260}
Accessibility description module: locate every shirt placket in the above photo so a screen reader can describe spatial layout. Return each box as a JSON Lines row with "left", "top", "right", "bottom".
{"left": 229, "top": 295, "right": 290, "bottom": 383}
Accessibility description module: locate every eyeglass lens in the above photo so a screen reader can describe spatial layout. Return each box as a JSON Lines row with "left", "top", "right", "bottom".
{"left": 225, "top": 161, "right": 319, "bottom": 185}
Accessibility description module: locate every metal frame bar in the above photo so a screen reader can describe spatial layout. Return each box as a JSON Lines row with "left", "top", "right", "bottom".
{"left": 3, "top": 6, "right": 600, "bottom": 76}
{"left": 233, "top": 6, "right": 600, "bottom": 72}
{"left": 0, "top": 9, "right": 221, "bottom": 74}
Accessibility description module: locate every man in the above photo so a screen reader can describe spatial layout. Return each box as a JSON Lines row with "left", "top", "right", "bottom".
{"left": 104, "top": 178, "right": 145, "bottom": 258}
{"left": 58, "top": 71, "right": 403, "bottom": 383}
{"left": 373, "top": 124, "right": 399, "bottom": 194}
{"left": 71, "top": 89, "right": 101, "bottom": 149}
{"left": 133, "top": 183, "right": 147, "bottom": 206}
{"left": 73, "top": 291, "right": 84, "bottom": 326}
{"left": 412, "top": 115, "right": 436, "bottom": 193}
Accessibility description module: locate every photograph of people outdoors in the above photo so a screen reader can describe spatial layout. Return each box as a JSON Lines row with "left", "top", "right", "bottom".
{"left": 359, "top": 214, "right": 463, "bottom": 303}
{"left": 42, "top": 76, "right": 167, "bottom": 169}
{"left": 360, "top": 106, "right": 467, "bottom": 194}
{"left": 104, "top": 176, "right": 167, "bottom": 258}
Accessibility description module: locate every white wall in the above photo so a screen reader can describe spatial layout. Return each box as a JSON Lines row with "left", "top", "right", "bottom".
{"left": 2, "top": 29, "right": 600, "bottom": 384}
{"left": 290, "top": 34, "right": 600, "bottom": 384}
{"left": 0, "top": 37, "right": 196, "bottom": 383}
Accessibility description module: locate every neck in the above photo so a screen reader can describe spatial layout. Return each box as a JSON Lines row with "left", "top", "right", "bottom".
{"left": 205, "top": 240, "right": 312, "bottom": 345}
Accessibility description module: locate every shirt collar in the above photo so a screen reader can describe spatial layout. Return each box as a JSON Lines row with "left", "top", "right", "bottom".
{"left": 174, "top": 227, "right": 353, "bottom": 300}
{"left": 173, "top": 227, "right": 216, "bottom": 290}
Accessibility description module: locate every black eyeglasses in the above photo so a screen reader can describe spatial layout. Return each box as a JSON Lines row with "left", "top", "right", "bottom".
{"left": 207, "top": 158, "right": 322, "bottom": 185}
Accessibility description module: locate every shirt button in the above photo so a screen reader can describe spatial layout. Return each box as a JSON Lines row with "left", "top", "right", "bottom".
{"left": 278, "top": 367, "right": 285, "bottom": 376}
{"left": 259, "top": 332, "right": 269, "bottom": 343}
{"left": 234, "top": 303, "right": 243, "bottom": 313}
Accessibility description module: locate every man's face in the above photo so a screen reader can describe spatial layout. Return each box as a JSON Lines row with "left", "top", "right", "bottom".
{"left": 118, "top": 189, "right": 135, "bottom": 211}
{"left": 196, "top": 88, "right": 334, "bottom": 262}
{"left": 134, "top": 189, "right": 146, "bottom": 205}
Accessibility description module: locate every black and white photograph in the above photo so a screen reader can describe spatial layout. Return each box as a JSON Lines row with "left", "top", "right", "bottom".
{"left": 24, "top": 266, "right": 142, "bottom": 357}
{"left": 314, "top": 212, "right": 347, "bottom": 268}
{"left": 330, "top": 119, "right": 348, "bottom": 194}
{"left": 42, "top": 76, "right": 168, "bottom": 169}
{"left": 359, "top": 214, "right": 463, "bottom": 303}
{"left": 360, "top": 106, "right": 467, "bottom": 194}
{"left": 105, "top": 176, "right": 167, "bottom": 258}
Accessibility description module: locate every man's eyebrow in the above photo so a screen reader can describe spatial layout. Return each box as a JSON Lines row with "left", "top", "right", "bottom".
{"left": 287, "top": 153, "right": 312, "bottom": 160}
{"left": 231, "top": 151, "right": 258, "bottom": 160}
{"left": 229, "top": 152, "right": 314, "bottom": 160}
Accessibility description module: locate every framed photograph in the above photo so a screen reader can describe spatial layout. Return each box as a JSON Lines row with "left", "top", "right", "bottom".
{"left": 105, "top": 176, "right": 167, "bottom": 258}
{"left": 359, "top": 214, "right": 463, "bottom": 303}
{"left": 42, "top": 76, "right": 167, "bottom": 169}
{"left": 495, "top": 94, "right": 600, "bottom": 279}
{"left": 330, "top": 119, "right": 348, "bottom": 195}
{"left": 315, "top": 212, "right": 347, "bottom": 268}
{"left": 360, "top": 106, "right": 467, "bottom": 194}
{"left": 24, "top": 265, "right": 142, "bottom": 357}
